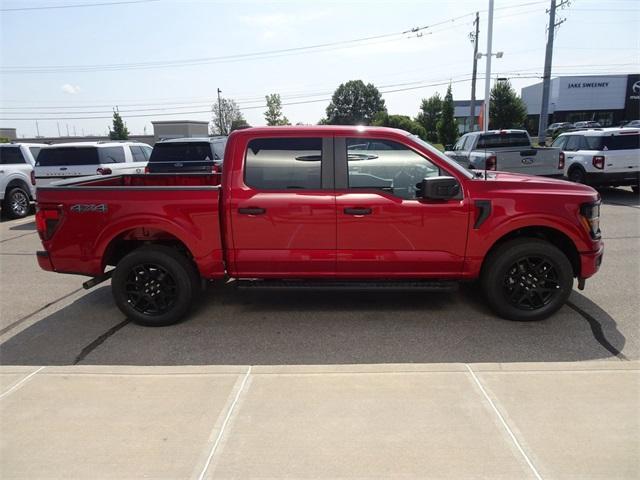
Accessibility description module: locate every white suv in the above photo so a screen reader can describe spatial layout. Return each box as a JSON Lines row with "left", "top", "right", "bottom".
{"left": 0, "top": 143, "right": 44, "bottom": 218}
{"left": 34, "top": 141, "right": 152, "bottom": 188}
{"left": 552, "top": 128, "right": 640, "bottom": 193}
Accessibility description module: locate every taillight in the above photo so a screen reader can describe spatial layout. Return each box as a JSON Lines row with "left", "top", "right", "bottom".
{"left": 592, "top": 155, "right": 604, "bottom": 169}
{"left": 30, "top": 170, "right": 36, "bottom": 186}
{"left": 485, "top": 155, "right": 497, "bottom": 171}
{"left": 558, "top": 152, "right": 565, "bottom": 169}
{"left": 35, "top": 205, "right": 63, "bottom": 241}
{"left": 580, "top": 202, "right": 601, "bottom": 239}
{"left": 144, "top": 166, "right": 150, "bottom": 174}
{"left": 97, "top": 167, "right": 112, "bottom": 175}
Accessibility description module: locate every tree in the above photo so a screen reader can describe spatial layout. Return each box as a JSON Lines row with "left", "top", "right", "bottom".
{"left": 489, "top": 80, "right": 528, "bottom": 129}
{"left": 325, "top": 80, "right": 386, "bottom": 125}
{"left": 264, "top": 93, "right": 290, "bottom": 126}
{"left": 372, "top": 112, "right": 427, "bottom": 140}
{"left": 416, "top": 93, "right": 442, "bottom": 142}
{"left": 230, "top": 119, "right": 251, "bottom": 131}
{"left": 211, "top": 98, "right": 245, "bottom": 135}
{"left": 109, "top": 110, "right": 129, "bottom": 140}
{"left": 437, "top": 85, "right": 458, "bottom": 147}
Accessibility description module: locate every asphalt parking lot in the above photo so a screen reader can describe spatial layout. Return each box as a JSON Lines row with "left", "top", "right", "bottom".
{"left": 1, "top": 187, "right": 639, "bottom": 479}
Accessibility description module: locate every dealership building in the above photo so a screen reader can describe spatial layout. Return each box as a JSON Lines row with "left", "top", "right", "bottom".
{"left": 521, "top": 73, "right": 640, "bottom": 127}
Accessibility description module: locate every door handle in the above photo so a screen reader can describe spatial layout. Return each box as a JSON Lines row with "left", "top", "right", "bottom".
{"left": 238, "top": 207, "right": 266, "bottom": 215}
{"left": 344, "top": 207, "right": 372, "bottom": 215}
{"left": 567, "top": 156, "right": 574, "bottom": 159}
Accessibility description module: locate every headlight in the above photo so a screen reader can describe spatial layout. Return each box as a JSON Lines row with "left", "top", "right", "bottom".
{"left": 580, "top": 202, "right": 601, "bottom": 239}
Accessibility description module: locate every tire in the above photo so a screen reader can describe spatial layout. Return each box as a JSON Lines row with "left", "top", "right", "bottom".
{"left": 112, "top": 245, "right": 200, "bottom": 326}
{"left": 3, "top": 186, "right": 30, "bottom": 219}
{"left": 567, "top": 166, "right": 586, "bottom": 184}
{"left": 632, "top": 185, "right": 639, "bottom": 194}
{"left": 481, "top": 238, "right": 574, "bottom": 321}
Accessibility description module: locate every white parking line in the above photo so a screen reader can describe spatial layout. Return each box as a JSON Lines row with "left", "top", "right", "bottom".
{"left": 465, "top": 364, "right": 543, "bottom": 480}
{"left": 0, "top": 366, "right": 45, "bottom": 400}
{"left": 197, "top": 366, "right": 252, "bottom": 480}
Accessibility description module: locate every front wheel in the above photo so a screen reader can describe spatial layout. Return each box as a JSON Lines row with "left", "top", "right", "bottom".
{"left": 481, "top": 238, "right": 574, "bottom": 321}
{"left": 112, "top": 245, "right": 200, "bottom": 326}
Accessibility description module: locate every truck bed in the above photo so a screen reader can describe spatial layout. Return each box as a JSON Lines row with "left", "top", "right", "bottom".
{"left": 36, "top": 173, "right": 224, "bottom": 279}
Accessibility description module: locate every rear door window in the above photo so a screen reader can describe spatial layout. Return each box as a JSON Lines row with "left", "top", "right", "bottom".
{"left": 36, "top": 147, "right": 100, "bottom": 166}
{"left": 245, "top": 138, "right": 322, "bottom": 190}
{"left": 28, "top": 147, "right": 41, "bottom": 161}
{"left": 129, "top": 145, "right": 147, "bottom": 163}
{"left": 0, "top": 147, "right": 26, "bottom": 165}
{"left": 564, "top": 136, "right": 583, "bottom": 151}
{"left": 99, "top": 146, "right": 126, "bottom": 163}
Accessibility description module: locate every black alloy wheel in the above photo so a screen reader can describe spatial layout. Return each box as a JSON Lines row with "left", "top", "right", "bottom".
{"left": 124, "top": 263, "right": 179, "bottom": 316}
{"left": 503, "top": 256, "right": 560, "bottom": 310}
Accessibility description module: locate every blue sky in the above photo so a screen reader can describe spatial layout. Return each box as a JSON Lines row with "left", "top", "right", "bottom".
{"left": 1, "top": 0, "right": 638, "bottom": 138}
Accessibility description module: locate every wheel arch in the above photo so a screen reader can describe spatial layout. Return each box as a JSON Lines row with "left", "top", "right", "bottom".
{"left": 481, "top": 225, "right": 581, "bottom": 278}
{"left": 4, "top": 178, "right": 32, "bottom": 199}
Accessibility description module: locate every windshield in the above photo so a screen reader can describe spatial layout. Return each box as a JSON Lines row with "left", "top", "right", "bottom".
{"left": 409, "top": 135, "right": 474, "bottom": 179}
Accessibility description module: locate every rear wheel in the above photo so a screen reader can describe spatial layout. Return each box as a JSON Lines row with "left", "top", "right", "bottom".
{"left": 3, "top": 187, "right": 30, "bottom": 219}
{"left": 481, "top": 238, "right": 573, "bottom": 321}
{"left": 567, "top": 166, "right": 586, "bottom": 184}
{"left": 112, "top": 245, "right": 200, "bottom": 326}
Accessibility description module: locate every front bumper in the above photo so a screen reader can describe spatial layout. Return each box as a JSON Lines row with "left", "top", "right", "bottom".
{"left": 579, "top": 241, "right": 604, "bottom": 280}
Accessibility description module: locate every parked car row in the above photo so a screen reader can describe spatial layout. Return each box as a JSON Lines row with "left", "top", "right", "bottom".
{"left": 0, "top": 136, "right": 228, "bottom": 218}
{"left": 546, "top": 120, "right": 640, "bottom": 137}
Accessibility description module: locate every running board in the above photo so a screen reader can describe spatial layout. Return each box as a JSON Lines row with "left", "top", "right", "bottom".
{"left": 236, "top": 279, "right": 458, "bottom": 292}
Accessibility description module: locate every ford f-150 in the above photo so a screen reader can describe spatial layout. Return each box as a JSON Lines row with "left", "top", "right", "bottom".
{"left": 35, "top": 126, "right": 603, "bottom": 326}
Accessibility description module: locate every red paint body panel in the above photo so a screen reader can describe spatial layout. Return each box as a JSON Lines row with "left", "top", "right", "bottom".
{"left": 35, "top": 126, "right": 603, "bottom": 285}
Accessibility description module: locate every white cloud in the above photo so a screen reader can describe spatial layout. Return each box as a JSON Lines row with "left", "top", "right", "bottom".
{"left": 61, "top": 83, "right": 81, "bottom": 94}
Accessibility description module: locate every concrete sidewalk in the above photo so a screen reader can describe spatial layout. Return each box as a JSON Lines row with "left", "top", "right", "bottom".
{"left": 1, "top": 362, "right": 638, "bottom": 479}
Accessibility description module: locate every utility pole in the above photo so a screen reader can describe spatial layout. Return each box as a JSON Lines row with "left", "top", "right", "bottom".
{"left": 217, "top": 88, "right": 224, "bottom": 135}
{"left": 483, "top": 0, "right": 494, "bottom": 132}
{"left": 538, "top": 0, "right": 568, "bottom": 145}
{"left": 469, "top": 12, "right": 480, "bottom": 132}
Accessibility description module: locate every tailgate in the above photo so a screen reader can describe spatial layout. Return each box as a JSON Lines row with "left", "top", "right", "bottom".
{"left": 496, "top": 148, "right": 561, "bottom": 176}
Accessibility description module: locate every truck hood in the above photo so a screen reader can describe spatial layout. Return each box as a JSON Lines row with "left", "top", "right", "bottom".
{"left": 473, "top": 171, "right": 599, "bottom": 199}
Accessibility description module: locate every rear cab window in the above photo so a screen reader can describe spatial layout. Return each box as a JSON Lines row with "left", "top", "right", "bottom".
{"left": 149, "top": 142, "right": 213, "bottom": 163}
{"left": 245, "top": 137, "right": 322, "bottom": 190}
{"left": 477, "top": 132, "right": 530, "bottom": 149}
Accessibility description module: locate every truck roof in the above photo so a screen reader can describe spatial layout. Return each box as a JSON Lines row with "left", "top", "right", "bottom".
{"left": 228, "top": 125, "right": 412, "bottom": 137}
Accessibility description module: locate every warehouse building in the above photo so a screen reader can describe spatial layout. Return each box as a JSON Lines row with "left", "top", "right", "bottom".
{"left": 521, "top": 73, "right": 640, "bottom": 127}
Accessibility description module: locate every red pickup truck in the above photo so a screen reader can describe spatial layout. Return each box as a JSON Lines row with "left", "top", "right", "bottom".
{"left": 35, "top": 126, "right": 603, "bottom": 326}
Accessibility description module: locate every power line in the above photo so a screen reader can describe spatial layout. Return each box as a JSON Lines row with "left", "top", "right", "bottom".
{"left": 0, "top": 0, "right": 159, "bottom": 12}
{"left": 0, "top": 1, "right": 551, "bottom": 75}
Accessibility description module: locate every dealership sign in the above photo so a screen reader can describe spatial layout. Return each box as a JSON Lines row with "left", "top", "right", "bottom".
{"left": 625, "top": 74, "right": 640, "bottom": 118}
{"left": 568, "top": 81, "right": 610, "bottom": 89}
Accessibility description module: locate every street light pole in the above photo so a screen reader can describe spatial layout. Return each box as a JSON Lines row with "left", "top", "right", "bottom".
{"left": 217, "top": 88, "right": 224, "bottom": 135}
{"left": 483, "top": 0, "right": 494, "bottom": 132}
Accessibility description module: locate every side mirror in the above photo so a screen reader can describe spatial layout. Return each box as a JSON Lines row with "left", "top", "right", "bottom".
{"left": 445, "top": 144, "right": 454, "bottom": 151}
{"left": 420, "top": 176, "right": 461, "bottom": 200}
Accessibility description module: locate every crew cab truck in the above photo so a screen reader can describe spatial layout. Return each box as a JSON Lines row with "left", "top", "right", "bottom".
{"left": 445, "top": 129, "right": 564, "bottom": 177}
{"left": 35, "top": 126, "right": 603, "bottom": 326}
